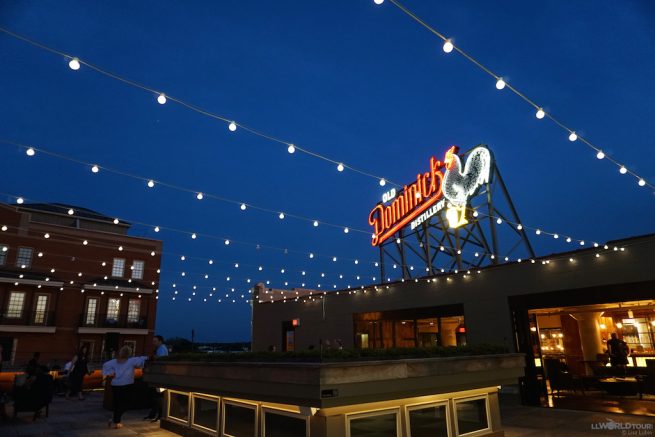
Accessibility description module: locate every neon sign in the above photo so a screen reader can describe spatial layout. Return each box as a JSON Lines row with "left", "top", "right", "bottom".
{"left": 368, "top": 146, "right": 491, "bottom": 246}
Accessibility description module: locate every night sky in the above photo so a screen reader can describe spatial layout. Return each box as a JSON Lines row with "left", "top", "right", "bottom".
{"left": 1, "top": 1, "right": 653, "bottom": 342}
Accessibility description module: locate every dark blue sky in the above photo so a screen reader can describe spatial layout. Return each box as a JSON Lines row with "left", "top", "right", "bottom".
{"left": 1, "top": 1, "right": 654, "bottom": 342}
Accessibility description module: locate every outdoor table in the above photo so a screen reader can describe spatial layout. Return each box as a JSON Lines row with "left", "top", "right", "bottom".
{"left": 598, "top": 377, "right": 639, "bottom": 396}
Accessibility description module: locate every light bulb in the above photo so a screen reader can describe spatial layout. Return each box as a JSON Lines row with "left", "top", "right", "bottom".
{"left": 333, "top": 257, "right": 337, "bottom": 262}
{"left": 16, "top": 197, "right": 24, "bottom": 204}
{"left": 536, "top": 229, "right": 541, "bottom": 235}
{"left": 473, "top": 211, "right": 478, "bottom": 217}
{"left": 26, "top": 147, "right": 35, "bottom": 156}
{"left": 147, "top": 179, "right": 155, "bottom": 188}
{"left": 337, "top": 163, "right": 344, "bottom": 172}
{"left": 568, "top": 132, "right": 577, "bottom": 142}
{"left": 536, "top": 108, "right": 545, "bottom": 119}
{"left": 344, "top": 227, "right": 349, "bottom": 234}
{"left": 287, "top": 144, "right": 295, "bottom": 154}
{"left": 157, "top": 93, "right": 167, "bottom": 104}
{"left": 68, "top": 208, "right": 74, "bottom": 215}
{"left": 374, "top": 0, "right": 384, "bottom": 4}
{"left": 309, "top": 253, "right": 314, "bottom": 258}
{"left": 91, "top": 165, "right": 99, "bottom": 173}
{"left": 279, "top": 212, "right": 285, "bottom": 219}
{"left": 154, "top": 226, "right": 160, "bottom": 232}
{"left": 313, "top": 220, "right": 319, "bottom": 227}
{"left": 496, "top": 218, "right": 502, "bottom": 225}
{"left": 495, "top": 78, "right": 506, "bottom": 90}
{"left": 379, "top": 178, "right": 386, "bottom": 186}
{"left": 517, "top": 224, "right": 523, "bottom": 230}
{"left": 443, "top": 39, "right": 454, "bottom": 53}
{"left": 228, "top": 121, "right": 237, "bottom": 132}
{"left": 68, "top": 57, "right": 81, "bottom": 70}
{"left": 596, "top": 151, "right": 605, "bottom": 159}
{"left": 191, "top": 233, "right": 197, "bottom": 239}
{"left": 196, "top": 192, "right": 203, "bottom": 200}
{"left": 240, "top": 203, "right": 246, "bottom": 210}
{"left": 224, "top": 239, "right": 230, "bottom": 245}
{"left": 113, "top": 218, "right": 119, "bottom": 224}
{"left": 554, "top": 234, "right": 559, "bottom": 239}
{"left": 638, "top": 179, "right": 646, "bottom": 186}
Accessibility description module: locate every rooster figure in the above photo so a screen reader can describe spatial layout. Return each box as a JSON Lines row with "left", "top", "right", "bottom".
{"left": 442, "top": 145, "right": 491, "bottom": 228}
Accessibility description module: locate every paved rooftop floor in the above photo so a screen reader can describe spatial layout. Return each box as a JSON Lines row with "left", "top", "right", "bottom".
{"left": 0, "top": 391, "right": 652, "bottom": 436}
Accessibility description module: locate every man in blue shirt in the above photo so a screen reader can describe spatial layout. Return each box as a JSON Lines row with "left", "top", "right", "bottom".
{"left": 144, "top": 335, "right": 168, "bottom": 421}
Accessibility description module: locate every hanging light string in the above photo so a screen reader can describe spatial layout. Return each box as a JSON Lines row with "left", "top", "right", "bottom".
{"left": 0, "top": 26, "right": 401, "bottom": 188}
{"left": 3, "top": 140, "right": 604, "bottom": 254}
{"left": 375, "top": 0, "right": 652, "bottom": 191}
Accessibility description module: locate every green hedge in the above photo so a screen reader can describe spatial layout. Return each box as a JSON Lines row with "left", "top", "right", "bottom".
{"left": 159, "top": 344, "right": 509, "bottom": 363}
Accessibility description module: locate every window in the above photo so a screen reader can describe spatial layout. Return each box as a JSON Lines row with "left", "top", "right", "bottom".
{"left": 0, "top": 244, "right": 7, "bottom": 265}
{"left": 16, "top": 247, "right": 33, "bottom": 268}
{"left": 107, "top": 298, "right": 120, "bottom": 322}
{"left": 192, "top": 395, "right": 219, "bottom": 432}
{"left": 6, "top": 292, "right": 25, "bottom": 318}
{"left": 223, "top": 401, "right": 257, "bottom": 437}
{"left": 263, "top": 408, "right": 308, "bottom": 437}
{"left": 407, "top": 402, "right": 449, "bottom": 437}
{"left": 33, "top": 295, "right": 49, "bottom": 324}
{"left": 168, "top": 391, "right": 190, "bottom": 423}
{"left": 127, "top": 299, "right": 140, "bottom": 323}
{"left": 85, "top": 298, "right": 99, "bottom": 325}
{"left": 347, "top": 409, "right": 399, "bottom": 437}
{"left": 454, "top": 396, "right": 490, "bottom": 436}
{"left": 112, "top": 258, "right": 125, "bottom": 277}
{"left": 131, "top": 260, "right": 144, "bottom": 280}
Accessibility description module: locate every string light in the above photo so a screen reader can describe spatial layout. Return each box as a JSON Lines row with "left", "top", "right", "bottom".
{"left": 157, "top": 93, "right": 167, "bottom": 104}
{"left": 639, "top": 179, "right": 646, "bottom": 187}
{"left": 495, "top": 78, "right": 506, "bottom": 90}
{"left": 379, "top": 178, "right": 386, "bottom": 186}
{"left": 67, "top": 208, "right": 74, "bottom": 215}
{"left": 16, "top": 197, "right": 24, "bottom": 204}
{"left": 536, "top": 108, "right": 545, "bottom": 119}
{"left": 91, "top": 164, "right": 99, "bottom": 173}
{"left": 240, "top": 203, "right": 247, "bottom": 210}
{"left": 25, "top": 147, "right": 35, "bottom": 156}
{"left": 68, "top": 57, "right": 80, "bottom": 70}
{"left": 113, "top": 218, "right": 119, "bottom": 224}
{"left": 147, "top": 179, "right": 155, "bottom": 188}
{"left": 196, "top": 192, "right": 203, "bottom": 200}
{"left": 619, "top": 166, "right": 627, "bottom": 174}
{"left": 596, "top": 151, "right": 605, "bottom": 160}
{"left": 442, "top": 39, "right": 454, "bottom": 53}
{"left": 228, "top": 121, "right": 237, "bottom": 132}
{"left": 154, "top": 226, "right": 160, "bottom": 232}
{"left": 568, "top": 132, "right": 577, "bottom": 142}
{"left": 278, "top": 212, "right": 285, "bottom": 219}
{"left": 337, "top": 163, "right": 344, "bottom": 172}
{"left": 287, "top": 144, "right": 295, "bottom": 154}
{"left": 374, "top": 0, "right": 384, "bottom": 4}
{"left": 344, "top": 227, "right": 349, "bottom": 234}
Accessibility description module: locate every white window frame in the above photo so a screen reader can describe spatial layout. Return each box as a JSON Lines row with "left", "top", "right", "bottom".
{"left": 131, "top": 260, "right": 145, "bottom": 280}
{"left": 85, "top": 297, "right": 99, "bottom": 325}
{"left": 191, "top": 393, "right": 220, "bottom": 434}
{"left": 15, "top": 247, "right": 33, "bottom": 268}
{"left": 0, "top": 244, "right": 8, "bottom": 266}
{"left": 404, "top": 400, "right": 451, "bottom": 437}
{"left": 112, "top": 258, "right": 125, "bottom": 278}
{"left": 127, "top": 299, "right": 140, "bottom": 323}
{"left": 106, "top": 298, "right": 121, "bottom": 322}
{"left": 345, "top": 407, "right": 401, "bottom": 437}
{"left": 167, "top": 390, "right": 191, "bottom": 424}
{"left": 452, "top": 394, "right": 491, "bottom": 437}
{"left": 222, "top": 398, "right": 259, "bottom": 437}
{"left": 5, "top": 291, "right": 26, "bottom": 319}
{"left": 33, "top": 294, "right": 50, "bottom": 324}
{"left": 262, "top": 406, "right": 310, "bottom": 437}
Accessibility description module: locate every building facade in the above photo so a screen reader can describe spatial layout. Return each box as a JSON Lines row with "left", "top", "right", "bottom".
{"left": 0, "top": 202, "right": 162, "bottom": 368}
{"left": 252, "top": 233, "right": 655, "bottom": 405}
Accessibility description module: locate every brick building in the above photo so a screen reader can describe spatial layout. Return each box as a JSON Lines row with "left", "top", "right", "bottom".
{"left": 0, "top": 202, "right": 162, "bottom": 369}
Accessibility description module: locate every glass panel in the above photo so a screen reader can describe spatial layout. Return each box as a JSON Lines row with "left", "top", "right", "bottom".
{"left": 131, "top": 260, "right": 144, "bottom": 279}
{"left": 456, "top": 398, "right": 488, "bottom": 435}
{"left": 85, "top": 298, "right": 98, "bottom": 325}
{"left": 6, "top": 292, "right": 25, "bottom": 318}
{"left": 107, "top": 298, "right": 120, "bottom": 322}
{"left": 408, "top": 405, "right": 448, "bottom": 437}
{"left": 127, "top": 300, "right": 140, "bottom": 323}
{"left": 34, "top": 295, "right": 48, "bottom": 324}
{"left": 193, "top": 397, "right": 218, "bottom": 431}
{"left": 112, "top": 258, "right": 125, "bottom": 277}
{"left": 224, "top": 403, "right": 256, "bottom": 437}
{"left": 16, "top": 247, "right": 33, "bottom": 268}
{"left": 350, "top": 412, "right": 397, "bottom": 437}
{"left": 264, "top": 411, "right": 306, "bottom": 437}
{"left": 169, "top": 392, "right": 189, "bottom": 422}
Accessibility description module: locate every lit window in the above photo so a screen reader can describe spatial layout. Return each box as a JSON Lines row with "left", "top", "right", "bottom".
{"left": 127, "top": 299, "right": 140, "bottom": 323}
{"left": 0, "top": 244, "right": 7, "bottom": 265}
{"left": 16, "top": 247, "right": 33, "bottom": 268}
{"left": 33, "top": 295, "right": 49, "bottom": 324}
{"left": 107, "top": 298, "right": 120, "bottom": 321}
{"left": 6, "top": 292, "right": 25, "bottom": 318}
{"left": 85, "top": 298, "right": 99, "bottom": 325}
{"left": 131, "top": 260, "right": 144, "bottom": 280}
{"left": 112, "top": 258, "right": 125, "bottom": 277}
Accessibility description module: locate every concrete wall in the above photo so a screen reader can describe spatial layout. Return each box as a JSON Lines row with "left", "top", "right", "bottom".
{"left": 253, "top": 234, "right": 655, "bottom": 352}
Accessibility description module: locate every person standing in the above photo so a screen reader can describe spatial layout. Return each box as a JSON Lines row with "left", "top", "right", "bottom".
{"left": 607, "top": 333, "right": 629, "bottom": 375}
{"left": 144, "top": 335, "right": 168, "bottom": 421}
{"left": 102, "top": 346, "right": 148, "bottom": 429}
{"left": 67, "top": 346, "right": 90, "bottom": 400}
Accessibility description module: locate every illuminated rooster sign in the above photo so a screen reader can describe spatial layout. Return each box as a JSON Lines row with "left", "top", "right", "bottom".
{"left": 369, "top": 145, "right": 491, "bottom": 246}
